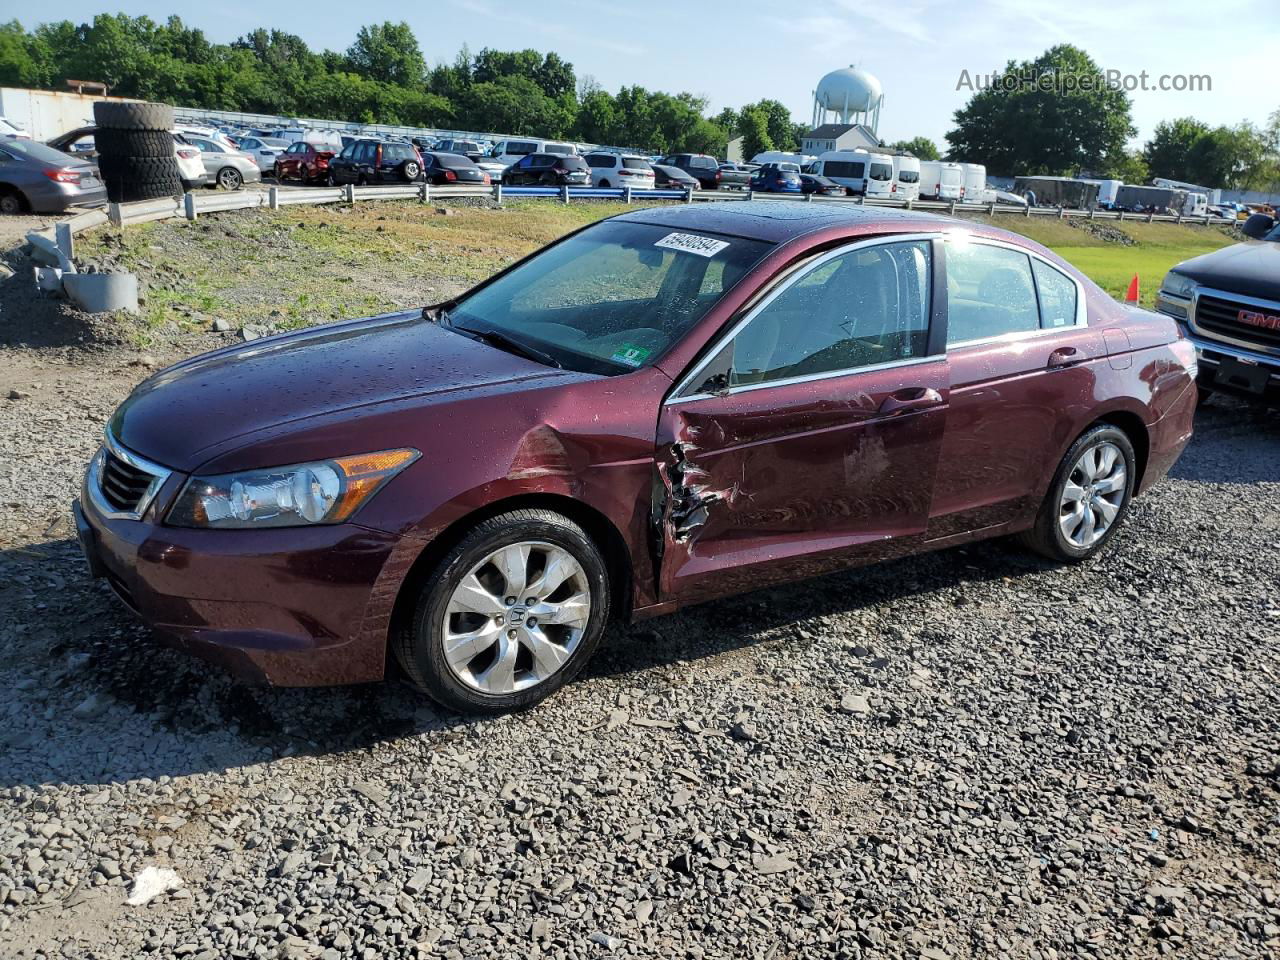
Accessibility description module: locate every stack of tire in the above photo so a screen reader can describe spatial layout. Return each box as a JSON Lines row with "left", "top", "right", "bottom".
{"left": 92, "top": 101, "right": 182, "bottom": 204}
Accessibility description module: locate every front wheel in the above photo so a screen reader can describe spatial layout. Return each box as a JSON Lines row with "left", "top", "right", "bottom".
{"left": 395, "top": 509, "right": 611, "bottom": 714}
{"left": 1018, "top": 424, "right": 1136, "bottom": 563}
{"left": 217, "top": 166, "right": 243, "bottom": 190}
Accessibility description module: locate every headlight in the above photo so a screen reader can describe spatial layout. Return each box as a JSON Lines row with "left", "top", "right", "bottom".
{"left": 1161, "top": 271, "right": 1197, "bottom": 299}
{"left": 168, "top": 448, "right": 419, "bottom": 529}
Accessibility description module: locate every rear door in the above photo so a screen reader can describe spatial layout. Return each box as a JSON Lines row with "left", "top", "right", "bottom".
{"left": 657, "top": 235, "right": 949, "bottom": 605}
{"left": 926, "top": 237, "right": 1106, "bottom": 539}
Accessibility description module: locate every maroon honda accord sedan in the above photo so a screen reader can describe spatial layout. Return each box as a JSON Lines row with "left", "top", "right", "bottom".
{"left": 75, "top": 202, "right": 1197, "bottom": 713}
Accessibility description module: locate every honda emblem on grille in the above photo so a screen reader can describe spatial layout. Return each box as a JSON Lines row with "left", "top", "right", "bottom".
{"left": 1238, "top": 308, "right": 1280, "bottom": 331}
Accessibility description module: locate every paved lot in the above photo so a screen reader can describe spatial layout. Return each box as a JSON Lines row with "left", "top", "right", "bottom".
{"left": 0, "top": 245, "right": 1278, "bottom": 959}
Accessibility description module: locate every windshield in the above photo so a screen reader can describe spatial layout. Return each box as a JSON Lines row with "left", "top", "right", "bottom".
{"left": 447, "top": 220, "right": 772, "bottom": 374}
{"left": 1264, "top": 221, "right": 1280, "bottom": 242}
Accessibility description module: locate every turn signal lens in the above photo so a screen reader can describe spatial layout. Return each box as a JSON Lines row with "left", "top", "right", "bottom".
{"left": 328, "top": 449, "right": 419, "bottom": 521}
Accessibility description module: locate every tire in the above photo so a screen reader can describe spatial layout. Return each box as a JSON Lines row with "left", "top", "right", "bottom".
{"left": 394, "top": 509, "right": 611, "bottom": 714}
{"left": 0, "top": 188, "right": 26, "bottom": 215}
{"left": 400, "top": 160, "right": 421, "bottom": 182}
{"left": 1196, "top": 386, "right": 1213, "bottom": 407}
{"left": 216, "top": 166, "right": 243, "bottom": 190}
{"left": 326, "top": 171, "right": 337, "bottom": 187}
{"left": 99, "top": 155, "right": 181, "bottom": 183}
{"left": 599, "top": 179, "right": 611, "bottom": 188}
{"left": 94, "top": 128, "right": 174, "bottom": 158}
{"left": 117, "top": 179, "right": 181, "bottom": 202}
{"left": 1018, "top": 424, "right": 1137, "bottom": 563}
{"left": 92, "top": 101, "right": 174, "bottom": 131}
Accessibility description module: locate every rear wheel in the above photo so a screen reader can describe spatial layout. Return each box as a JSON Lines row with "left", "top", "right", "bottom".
{"left": 0, "top": 188, "right": 26, "bottom": 215}
{"left": 395, "top": 509, "right": 610, "bottom": 714}
{"left": 216, "top": 166, "right": 243, "bottom": 190}
{"left": 599, "top": 179, "right": 611, "bottom": 188}
{"left": 1018, "top": 424, "right": 1136, "bottom": 563}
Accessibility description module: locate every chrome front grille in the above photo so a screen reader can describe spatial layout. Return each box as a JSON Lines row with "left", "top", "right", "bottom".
{"left": 86, "top": 430, "right": 172, "bottom": 521}
{"left": 1193, "top": 290, "right": 1280, "bottom": 352}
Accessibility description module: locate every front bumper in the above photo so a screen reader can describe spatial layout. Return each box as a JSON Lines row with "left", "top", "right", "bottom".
{"left": 74, "top": 469, "right": 410, "bottom": 687}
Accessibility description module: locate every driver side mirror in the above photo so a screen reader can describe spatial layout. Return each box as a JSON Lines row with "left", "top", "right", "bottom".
{"left": 1242, "top": 213, "right": 1275, "bottom": 240}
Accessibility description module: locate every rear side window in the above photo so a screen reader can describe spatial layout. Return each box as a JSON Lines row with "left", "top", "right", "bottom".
{"left": 508, "top": 141, "right": 537, "bottom": 155}
{"left": 690, "top": 156, "right": 716, "bottom": 169}
{"left": 544, "top": 143, "right": 574, "bottom": 155}
{"left": 730, "top": 241, "right": 933, "bottom": 386}
{"left": 946, "top": 242, "right": 1041, "bottom": 344}
{"left": 1032, "top": 260, "right": 1079, "bottom": 328}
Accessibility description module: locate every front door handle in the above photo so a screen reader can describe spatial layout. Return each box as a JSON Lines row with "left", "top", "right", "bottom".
{"left": 1047, "top": 346, "right": 1085, "bottom": 368}
{"left": 878, "top": 387, "right": 943, "bottom": 415}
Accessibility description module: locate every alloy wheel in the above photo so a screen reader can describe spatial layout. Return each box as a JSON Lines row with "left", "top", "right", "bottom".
{"left": 441, "top": 541, "right": 591, "bottom": 695}
{"left": 1059, "top": 441, "right": 1126, "bottom": 547}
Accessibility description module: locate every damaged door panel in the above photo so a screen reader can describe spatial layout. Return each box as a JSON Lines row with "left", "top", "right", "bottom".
{"left": 654, "top": 359, "right": 950, "bottom": 606}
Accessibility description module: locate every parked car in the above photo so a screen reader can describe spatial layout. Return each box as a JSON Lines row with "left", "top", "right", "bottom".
{"left": 1155, "top": 211, "right": 1280, "bottom": 402}
{"left": 582, "top": 153, "right": 655, "bottom": 189}
{"left": 186, "top": 136, "right": 261, "bottom": 190}
{"left": 0, "top": 135, "right": 105, "bottom": 213}
{"left": 659, "top": 153, "right": 725, "bottom": 189}
{"left": 799, "top": 173, "right": 843, "bottom": 197}
{"left": 750, "top": 163, "right": 803, "bottom": 194}
{"left": 74, "top": 203, "right": 1197, "bottom": 714}
{"left": 236, "top": 136, "right": 289, "bottom": 173}
{"left": 422, "top": 151, "right": 489, "bottom": 186}
{"left": 501, "top": 153, "right": 590, "bottom": 187}
{"left": 652, "top": 164, "right": 700, "bottom": 191}
{"left": 0, "top": 117, "right": 31, "bottom": 139}
{"left": 326, "top": 139, "right": 423, "bottom": 185}
{"left": 273, "top": 139, "right": 342, "bottom": 185}
{"left": 487, "top": 138, "right": 577, "bottom": 169}
{"left": 716, "top": 163, "right": 752, "bottom": 190}
{"left": 48, "top": 126, "right": 207, "bottom": 192}
{"left": 434, "top": 139, "right": 484, "bottom": 163}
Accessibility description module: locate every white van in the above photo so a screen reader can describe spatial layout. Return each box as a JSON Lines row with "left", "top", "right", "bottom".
{"left": 810, "top": 150, "right": 895, "bottom": 197}
{"left": 751, "top": 151, "right": 815, "bottom": 169}
{"left": 487, "top": 138, "right": 577, "bottom": 168}
{"left": 919, "top": 161, "right": 964, "bottom": 200}
{"left": 893, "top": 155, "right": 921, "bottom": 201}
{"left": 959, "top": 163, "right": 986, "bottom": 202}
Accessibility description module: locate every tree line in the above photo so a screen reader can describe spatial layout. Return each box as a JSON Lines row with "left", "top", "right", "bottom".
{"left": 1, "top": 18, "right": 1275, "bottom": 189}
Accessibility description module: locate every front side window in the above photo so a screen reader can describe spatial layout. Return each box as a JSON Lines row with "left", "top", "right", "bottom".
{"left": 729, "top": 241, "right": 933, "bottom": 386}
{"left": 448, "top": 220, "right": 772, "bottom": 375}
{"left": 946, "top": 242, "right": 1041, "bottom": 344}
{"left": 1032, "top": 259, "right": 1079, "bottom": 328}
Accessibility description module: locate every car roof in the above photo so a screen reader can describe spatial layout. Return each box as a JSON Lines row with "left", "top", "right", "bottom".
{"left": 613, "top": 200, "right": 979, "bottom": 244}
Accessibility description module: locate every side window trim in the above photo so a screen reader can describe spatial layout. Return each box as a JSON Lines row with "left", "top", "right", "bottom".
{"left": 668, "top": 232, "right": 945, "bottom": 403}
{"left": 942, "top": 235, "right": 1088, "bottom": 349}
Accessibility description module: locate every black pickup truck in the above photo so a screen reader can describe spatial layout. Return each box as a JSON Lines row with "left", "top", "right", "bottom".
{"left": 1156, "top": 212, "right": 1280, "bottom": 402}
{"left": 659, "top": 154, "right": 748, "bottom": 190}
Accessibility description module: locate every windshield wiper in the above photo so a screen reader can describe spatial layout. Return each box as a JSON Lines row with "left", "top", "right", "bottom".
{"left": 454, "top": 324, "right": 563, "bottom": 369}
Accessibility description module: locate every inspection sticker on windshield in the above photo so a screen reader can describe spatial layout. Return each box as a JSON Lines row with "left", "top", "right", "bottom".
{"left": 611, "top": 344, "right": 652, "bottom": 367}
{"left": 654, "top": 232, "right": 729, "bottom": 258}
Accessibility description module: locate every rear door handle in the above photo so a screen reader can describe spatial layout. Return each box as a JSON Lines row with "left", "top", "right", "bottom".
{"left": 1047, "top": 346, "right": 1085, "bottom": 368}
{"left": 878, "top": 387, "right": 943, "bottom": 415}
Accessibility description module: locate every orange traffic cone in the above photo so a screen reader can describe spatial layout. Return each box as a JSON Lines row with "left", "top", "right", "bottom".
{"left": 1124, "top": 274, "right": 1140, "bottom": 303}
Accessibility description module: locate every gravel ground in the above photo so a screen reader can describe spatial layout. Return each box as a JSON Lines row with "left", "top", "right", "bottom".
{"left": 0, "top": 235, "right": 1278, "bottom": 960}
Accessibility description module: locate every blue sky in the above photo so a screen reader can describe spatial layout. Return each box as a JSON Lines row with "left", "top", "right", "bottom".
{"left": 36, "top": 0, "right": 1280, "bottom": 148}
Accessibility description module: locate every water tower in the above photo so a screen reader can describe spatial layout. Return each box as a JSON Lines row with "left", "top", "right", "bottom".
{"left": 812, "top": 66, "right": 883, "bottom": 134}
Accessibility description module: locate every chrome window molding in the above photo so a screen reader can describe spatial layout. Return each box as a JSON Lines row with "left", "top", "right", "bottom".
{"left": 84, "top": 427, "right": 173, "bottom": 521}
{"left": 668, "top": 232, "right": 944, "bottom": 403}
{"left": 1188, "top": 287, "right": 1280, "bottom": 358}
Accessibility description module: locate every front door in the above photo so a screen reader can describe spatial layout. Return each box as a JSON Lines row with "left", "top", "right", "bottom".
{"left": 656, "top": 236, "right": 949, "bottom": 605}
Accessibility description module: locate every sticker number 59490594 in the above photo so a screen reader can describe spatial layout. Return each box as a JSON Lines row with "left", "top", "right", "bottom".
{"left": 654, "top": 232, "right": 730, "bottom": 258}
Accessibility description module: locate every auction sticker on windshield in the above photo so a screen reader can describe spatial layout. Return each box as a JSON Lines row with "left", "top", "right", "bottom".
{"left": 655, "top": 232, "right": 730, "bottom": 258}
{"left": 611, "top": 344, "right": 652, "bottom": 367}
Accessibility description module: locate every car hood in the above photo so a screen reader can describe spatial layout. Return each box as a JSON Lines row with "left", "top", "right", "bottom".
{"left": 111, "top": 310, "right": 581, "bottom": 472}
{"left": 1172, "top": 240, "right": 1280, "bottom": 302}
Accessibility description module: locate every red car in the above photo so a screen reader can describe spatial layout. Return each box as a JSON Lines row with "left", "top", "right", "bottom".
{"left": 74, "top": 203, "right": 1197, "bottom": 713}
{"left": 273, "top": 140, "right": 341, "bottom": 184}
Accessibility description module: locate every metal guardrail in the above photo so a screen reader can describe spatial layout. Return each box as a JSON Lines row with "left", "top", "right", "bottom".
{"left": 30, "top": 182, "right": 1237, "bottom": 266}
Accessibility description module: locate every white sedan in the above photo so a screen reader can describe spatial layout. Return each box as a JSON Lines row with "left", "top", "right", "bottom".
{"left": 235, "top": 136, "right": 290, "bottom": 173}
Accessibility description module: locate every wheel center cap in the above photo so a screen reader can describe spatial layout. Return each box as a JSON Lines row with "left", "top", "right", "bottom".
{"left": 508, "top": 606, "right": 527, "bottom": 626}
